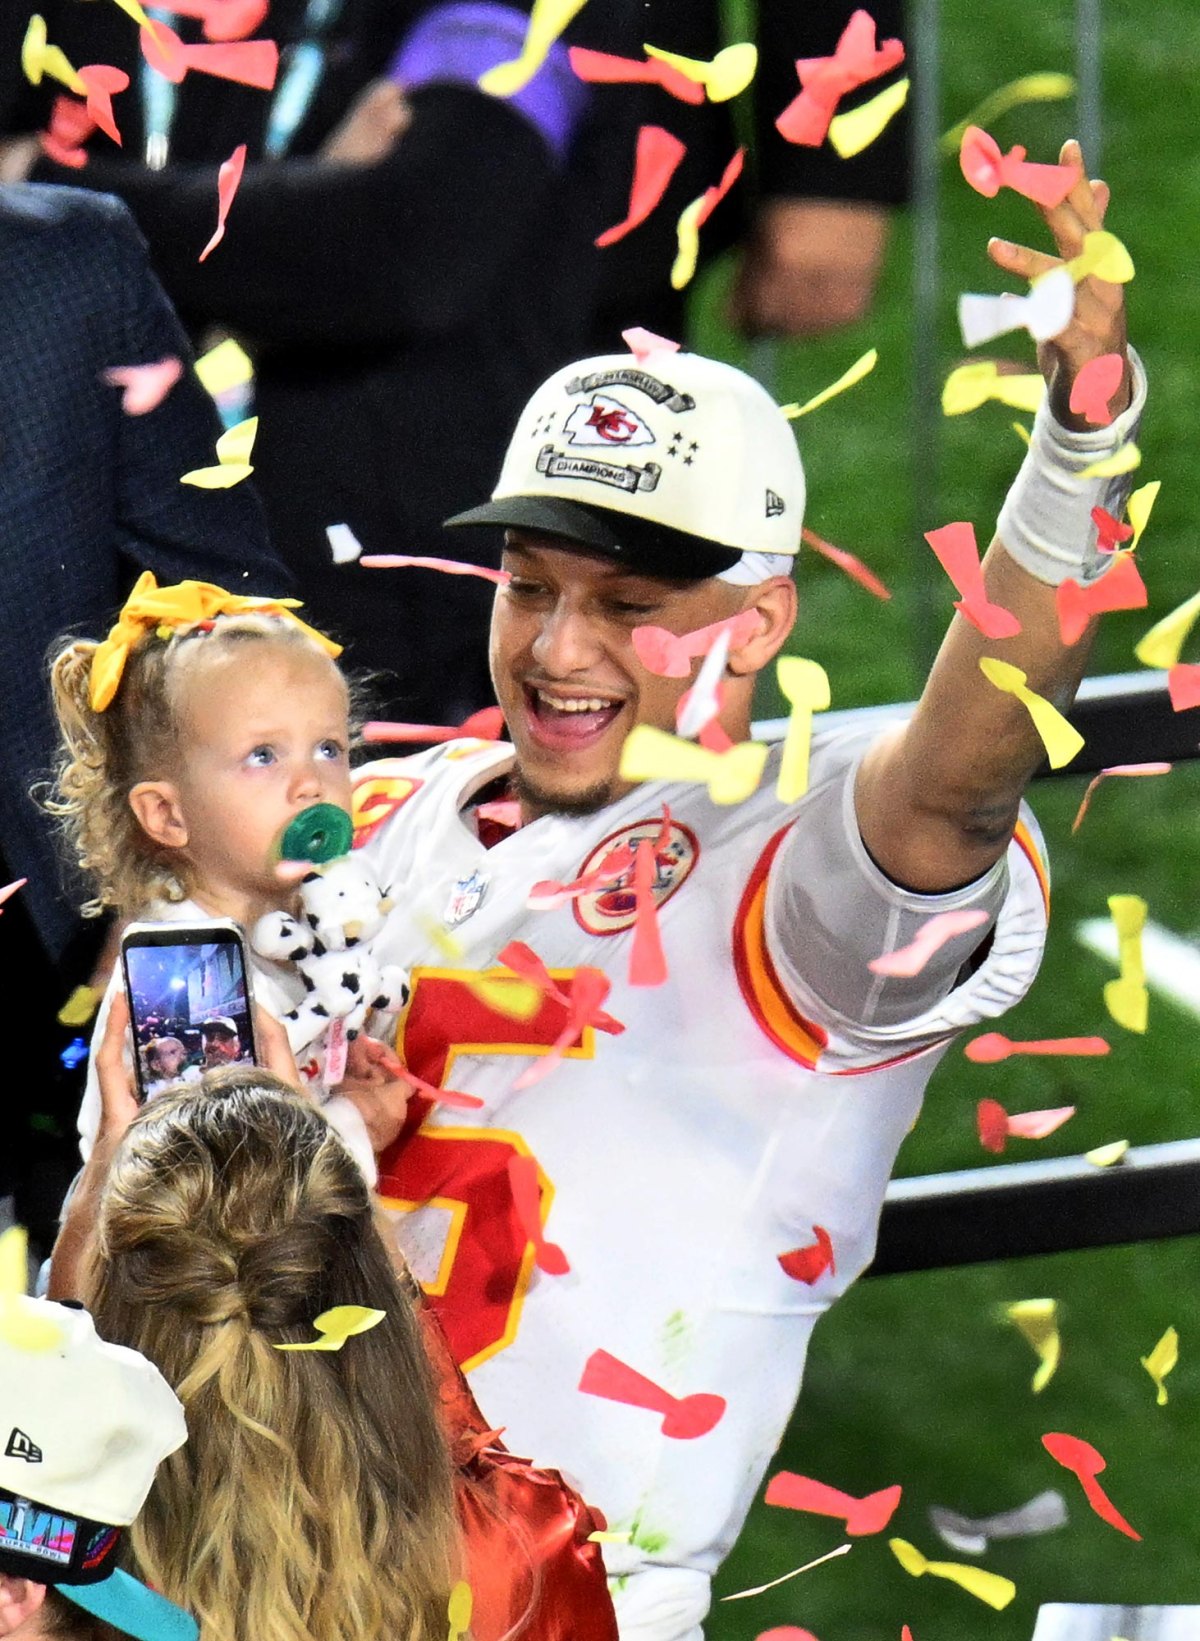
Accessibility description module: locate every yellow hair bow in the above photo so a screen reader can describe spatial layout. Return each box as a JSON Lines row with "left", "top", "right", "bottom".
{"left": 90, "top": 571, "right": 342, "bottom": 711}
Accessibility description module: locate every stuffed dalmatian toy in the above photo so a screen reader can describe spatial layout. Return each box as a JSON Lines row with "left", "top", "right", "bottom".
{"left": 251, "top": 853, "right": 409, "bottom": 1059}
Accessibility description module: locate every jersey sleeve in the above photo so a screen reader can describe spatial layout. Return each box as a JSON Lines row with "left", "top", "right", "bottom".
{"left": 744, "top": 730, "right": 1049, "bottom": 1070}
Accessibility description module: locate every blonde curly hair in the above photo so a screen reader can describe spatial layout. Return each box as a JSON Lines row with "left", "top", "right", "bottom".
{"left": 47, "top": 613, "right": 345, "bottom": 919}
{"left": 88, "top": 1073, "right": 460, "bottom": 1641}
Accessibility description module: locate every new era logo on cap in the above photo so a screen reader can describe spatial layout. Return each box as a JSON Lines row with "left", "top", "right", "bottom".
{"left": 5, "top": 1428, "right": 42, "bottom": 1463}
{"left": 765, "top": 489, "right": 785, "bottom": 518}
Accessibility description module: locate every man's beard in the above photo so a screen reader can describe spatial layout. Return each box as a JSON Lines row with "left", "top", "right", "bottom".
{"left": 512, "top": 763, "right": 617, "bottom": 819}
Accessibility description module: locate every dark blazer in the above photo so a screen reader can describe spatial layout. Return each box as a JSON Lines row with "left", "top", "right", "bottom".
{"left": 0, "top": 183, "right": 289, "bottom": 961}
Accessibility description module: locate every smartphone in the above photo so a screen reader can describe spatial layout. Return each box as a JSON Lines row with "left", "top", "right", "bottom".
{"left": 120, "top": 921, "right": 257, "bottom": 1103}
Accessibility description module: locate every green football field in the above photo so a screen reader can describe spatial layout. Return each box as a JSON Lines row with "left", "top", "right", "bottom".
{"left": 689, "top": 1, "right": 1200, "bottom": 1635}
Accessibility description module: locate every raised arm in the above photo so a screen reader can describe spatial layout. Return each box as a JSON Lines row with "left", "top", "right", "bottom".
{"left": 856, "top": 140, "right": 1140, "bottom": 892}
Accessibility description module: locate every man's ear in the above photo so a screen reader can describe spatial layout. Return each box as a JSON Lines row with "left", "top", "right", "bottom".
{"left": 129, "top": 781, "right": 189, "bottom": 852}
{"left": 0, "top": 1573, "right": 47, "bottom": 1634}
{"left": 726, "top": 576, "right": 799, "bottom": 676}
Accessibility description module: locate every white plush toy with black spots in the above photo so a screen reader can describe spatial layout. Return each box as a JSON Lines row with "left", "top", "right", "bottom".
{"left": 251, "top": 854, "right": 409, "bottom": 1056}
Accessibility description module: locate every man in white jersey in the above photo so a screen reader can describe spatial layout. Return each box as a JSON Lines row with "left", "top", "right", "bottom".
{"left": 357, "top": 146, "right": 1142, "bottom": 1639}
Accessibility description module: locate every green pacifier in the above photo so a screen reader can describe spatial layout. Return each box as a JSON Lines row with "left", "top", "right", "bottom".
{"left": 280, "top": 803, "right": 353, "bottom": 864}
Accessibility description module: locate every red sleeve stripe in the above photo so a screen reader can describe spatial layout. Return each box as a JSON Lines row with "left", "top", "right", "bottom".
{"left": 733, "top": 823, "right": 827, "bottom": 1069}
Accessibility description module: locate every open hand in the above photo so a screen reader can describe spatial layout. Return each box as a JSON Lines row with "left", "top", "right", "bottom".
{"left": 987, "top": 138, "right": 1129, "bottom": 428}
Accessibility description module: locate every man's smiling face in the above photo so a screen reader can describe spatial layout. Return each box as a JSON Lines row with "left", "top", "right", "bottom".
{"left": 489, "top": 531, "right": 750, "bottom": 818}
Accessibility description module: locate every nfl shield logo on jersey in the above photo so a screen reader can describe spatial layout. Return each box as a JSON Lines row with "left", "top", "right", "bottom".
{"left": 444, "top": 868, "right": 489, "bottom": 928}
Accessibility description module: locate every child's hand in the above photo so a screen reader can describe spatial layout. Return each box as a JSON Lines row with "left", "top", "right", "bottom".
{"left": 95, "top": 990, "right": 141, "bottom": 1147}
{"left": 335, "top": 1034, "right": 411, "bottom": 1153}
{"left": 253, "top": 1006, "right": 304, "bottom": 1092}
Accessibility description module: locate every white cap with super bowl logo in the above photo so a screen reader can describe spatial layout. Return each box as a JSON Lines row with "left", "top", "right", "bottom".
{"left": 445, "top": 346, "right": 806, "bottom": 581}
{"left": 0, "top": 1293, "right": 195, "bottom": 1641}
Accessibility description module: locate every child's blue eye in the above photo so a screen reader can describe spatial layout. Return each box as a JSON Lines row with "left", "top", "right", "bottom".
{"left": 247, "top": 745, "right": 275, "bottom": 767}
{"left": 317, "top": 739, "right": 347, "bottom": 761}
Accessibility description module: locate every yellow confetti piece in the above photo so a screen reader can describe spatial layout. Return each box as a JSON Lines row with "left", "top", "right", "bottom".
{"left": 447, "top": 1580, "right": 473, "bottom": 1641}
{"left": 829, "top": 77, "right": 909, "bottom": 159}
{"left": 670, "top": 193, "right": 708, "bottom": 291}
{"left": 1126, "top": 480, "right": 1160, "bottom": 552}
{"left": 643, "top": 40, "right": 757, "bottom": 101}
{"left": 1079, "top": 442, "right": 1140, "bottom": 480}
{"left": 479, "top": 0, "right": 587, "bottom": 97}
{"left": 781, "top": 349, "right": 878, "bottom": 420}
{"left": 1085, "top": 1139, "right": 1129, "bottom": 1168}
{"left": 775, "top": 657, "right": 831, "bottom": 802}
{"left": 109, "top": 0, "right": 153, "bottom": 25}
{"left": 588, "top": 1530, "right": 633, "bottom": 1544}
{"left": 181, "top": 416, "right": 258, "bottom": 488}
{"left": 1134, "top": 589, "right": 1200, "bottom": 669}
{"left": 1012, "top": 420, "right": 1032, "bottom": 447}
{"left": 57, "top": 983, "right": 103, "bottom": 1028}
{"left": 1004, "top": 1298, "right": 1061, "bottom": 1393}
{"left": 274, "top": 1304, "right": 386, "bottom": 1352}
{"left": 0, "top": 1294, "right": 67, "bottom": 1354}
{"left": 620, "top": 724, "right": 768, "bottom": 804}
{"left": 195, "top": 336, "right": 255, "bottom": 398}
{"left": 978, "top": 657, "right": 1084, "bottom": 769}
{"left": 0, "top": 1226, "right": 28, "bottom": 1298}
{"left": 939, "top": 72, "right": 1075, "bottom": 154}
{"left": 1103, "top": 893, "right": 1148, "bottom": 1034}
{"left": 22, "top": 14, "right": 86, "bottom": 93}
{"left": 941, "top": 362, "right": 1045, "bottom": 417}
{"left": 889, "top": 1538, "right": 1016, "bottom": 1610}
{"left": 1140, "top": 1326, "right": 1178, "bottom": 1406}
{"left": 420, "top": 920, "right": 543, "bottom": 1021}
{"left": 1066, "top": 230, "right": 1135, "bottom": 285}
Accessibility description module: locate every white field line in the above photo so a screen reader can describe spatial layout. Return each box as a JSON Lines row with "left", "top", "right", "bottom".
{"left": 1076, "top": 917, "right": 1200, "bottom": 1019}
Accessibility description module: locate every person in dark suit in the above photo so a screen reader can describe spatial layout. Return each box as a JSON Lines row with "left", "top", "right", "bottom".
{"left": 0, "top": 182, "right": 287, "bottom": 1239}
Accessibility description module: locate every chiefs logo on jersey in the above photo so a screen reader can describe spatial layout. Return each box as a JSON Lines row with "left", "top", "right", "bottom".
{"left": 574, "top": 814, "right": 699, "bottom": 936}
{"left": 563, "top": 393, "right": 656, "bottom": 449}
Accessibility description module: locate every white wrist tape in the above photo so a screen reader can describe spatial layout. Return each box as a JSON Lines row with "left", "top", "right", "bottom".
{"left": 996, "top": 346, "right": 1148, "bottom": 585}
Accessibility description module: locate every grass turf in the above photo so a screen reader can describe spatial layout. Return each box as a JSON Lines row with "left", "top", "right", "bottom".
{"left": 687, "top": 2, "right": 1200, "bottom": 1635}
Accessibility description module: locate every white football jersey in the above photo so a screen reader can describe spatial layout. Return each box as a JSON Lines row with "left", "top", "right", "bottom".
{"left": 356, "top": 730, "right": 1048, "bottom": 1593}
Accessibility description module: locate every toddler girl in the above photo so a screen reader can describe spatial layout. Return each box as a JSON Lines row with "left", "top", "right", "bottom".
{"left": 49, "top": 572, "right": 405, "bottom": 1180}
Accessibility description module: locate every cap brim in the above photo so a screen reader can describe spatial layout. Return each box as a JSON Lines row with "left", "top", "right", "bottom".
{"left": 444, "top": 495, "right": 744, "bottom": 580}
{"left": 59, "top": 1569, "right": 199, "bottom": 1641}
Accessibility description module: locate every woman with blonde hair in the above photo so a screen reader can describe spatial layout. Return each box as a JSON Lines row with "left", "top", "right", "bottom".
{"left": 52, "top": 999, "right": 617, "bottom": 1641}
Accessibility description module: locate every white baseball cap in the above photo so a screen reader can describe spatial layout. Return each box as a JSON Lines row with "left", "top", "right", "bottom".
{"left": 0, "top": 1295, "right": 195, "bottom": 1641}
{"left": 445, "top": 344, "right": 806, "bottom": 579}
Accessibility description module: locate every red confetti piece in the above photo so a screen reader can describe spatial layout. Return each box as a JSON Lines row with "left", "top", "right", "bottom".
{"left": 152, "top": 0, "right": 270, "bottom": 42}
{"left": 496, "top": 942, "right": 624, "bottom": 1036}
{"left": 698, "top": 718, "right": 734, "bottom": 752}
{"left": 507, "top": 1154, "right": 570, "bottom": 1274}
{"left": 777, "top": 1226, "right": 835, "bottom": 1284}
{"left": 977, "top": 1099, "right": 1075, "bottom": 1153}
{"left": 902, "top": 1630, "right": 915, "bottom": 1641}
{"left": 959, "top": 124, "right": 1080, "bottom": 208}
{"left": 199, "top": 142, "right": 246, "bottom": 262}
{"left": 40, "top": 95, "right": 94, "bottom": 167}
{"left": 578, "top": 1348, "right": 726, "bottom": 1438}
{"left": 1069, "top": 353, "right": 1126, "bottom": 427}
{"left": 568, "top": 45, "right": 704, "bottom": 104}
{"left": 756, "top": 1631, "right": 821, "bottom": 1641}
{"left": 965, "top": 1032, "right": 1109, "bottom": 1063}
{"left": 1072, "top": 761, "right": 1171, "bottom": 832}
{"left": 622, "top": 326, "right": 680, "bottom": 363}
{"left": 632, "top": 609, "right": 760, "bottom": 678}
{"left": 868, "top": 908, "right": 988, "bottom": 978}
{"left": 527, "top": 845, "right": 634, "bottom": 911}
{"left": 359, "top": 552, "right": 510, "bottom": 584}
{"left": 77, "top": 63, "right": 128, "bottom": 145}
{"left": 0, "top": 879, "right": 27, "bottom": 912}
{"left": 765, "top": 1470, "right": 902, "bottom": 1535}
{"left": 1055, "top": 553, "right": 1147, "bottom": 646}
{"left": 596, "top": 125, "right": 687, "bottom": 248}
{"left": 629, "top": 839, "right": 668, "bottom": 987}
{"left": 1041, "top": 1432, "right": 1141, "bottom": 1540}
{"left": 925, "top": 522, "right": 1022, "bottom": 639}
{"left": 802, "top": 527, "right": 892, "bottom": 600}
{"left": 361, "top": 706, "right": 505, "bottom": 745}
{"left": 696, "top": 147, "right": 745, "bottom": 230}
{"left": 475, "top": 798, "right": 521, "bottom": 829}
{"left": 775, "top": 9, "right": 905, "bottom": 147}
{"left": 1091, "top": 505, "right": 1134, "bottom": 554}
{"left": 102, "top": 357, "right": 183, "bottom": 415}
{"left": 1167, "top": 663, "right": 1200, "bottom": 712}
{"left": 513, "top": 966, "right": 615, "bottom": 1090}
{"left": 140, "top": 20, "right": 278, "bottom": 88}
{"left": 393, "top": 1065, "right": 485, "bottom": 1111}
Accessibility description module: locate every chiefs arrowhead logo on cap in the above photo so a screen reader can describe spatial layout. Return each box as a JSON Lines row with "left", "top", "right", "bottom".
{"left": 564, "top": 393, "right": 656, "bottom": 449}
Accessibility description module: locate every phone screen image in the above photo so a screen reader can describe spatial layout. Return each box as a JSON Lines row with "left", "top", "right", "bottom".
{"left": 122, "top": 930, "right": 256, "bottom": 1100}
